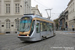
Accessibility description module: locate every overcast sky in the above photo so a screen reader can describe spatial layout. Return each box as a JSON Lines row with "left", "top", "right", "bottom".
{"left": 31, "top": 0, "right": 70, "bottom": 20}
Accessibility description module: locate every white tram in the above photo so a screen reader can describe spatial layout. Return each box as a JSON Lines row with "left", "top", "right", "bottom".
{"left": 18, "top": 14, "right": 55, "bottom": 41}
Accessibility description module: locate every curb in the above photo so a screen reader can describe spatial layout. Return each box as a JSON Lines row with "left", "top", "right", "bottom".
{"left": 69, "top": 32, "right": 75, "bottom": 33}
{"left": 0, "top": 33, "right": 5, "bottom": 35}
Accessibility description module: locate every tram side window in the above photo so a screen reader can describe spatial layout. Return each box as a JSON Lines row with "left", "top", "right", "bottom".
{"left": 36, "top": 23, "right": 40, "bottom": 33}
{"left": 47, "top": 23, "right": 50, "bottom": 31}
{"left": 52, "top": 23, "right": 53, "bottom": 31}
{"left": 42, "top": 22, "right": 47, "bottom": 31}
{"left": 49, "top": 23, "right": 53, "bottom": 32}
{"left": 40, "top": 23, "right": 43, "bottom": 32}
{"left": 51, "top": 24, "right": 53, "bottom": 30}
{"left": 49, "top": 25, "right": 52, "bottom": 32}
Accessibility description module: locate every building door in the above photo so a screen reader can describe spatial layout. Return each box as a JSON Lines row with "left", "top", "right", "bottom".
{"left": 6, "top": 19, "right": 10, "bottom": 33}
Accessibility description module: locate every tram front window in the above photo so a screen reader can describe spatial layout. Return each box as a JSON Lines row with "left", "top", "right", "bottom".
{"left": 19, "top": 18, "right": 32, "bottom": 32}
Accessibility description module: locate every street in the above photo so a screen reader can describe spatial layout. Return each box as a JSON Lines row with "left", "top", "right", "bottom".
{"left": 0, "top": 31, "right": 75, "bottom": 50}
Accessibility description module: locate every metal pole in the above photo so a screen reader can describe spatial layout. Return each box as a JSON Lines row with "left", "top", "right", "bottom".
{"left": 45, "top": 9, "right": 52, "bottom": 19}
{"left": 45, "top": 10, "right": 49, "bottom": 18}
{"left": 49, "top": 9, "right": 52, "bottom": 19}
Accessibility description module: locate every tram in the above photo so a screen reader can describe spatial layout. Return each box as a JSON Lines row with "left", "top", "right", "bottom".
{"left": 18, "top": 14, "right": 55, "bottom": 41}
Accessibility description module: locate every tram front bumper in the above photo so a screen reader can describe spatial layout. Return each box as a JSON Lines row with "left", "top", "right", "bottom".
{"left": 18, "top": 36, "right": 35, "bottom": 41}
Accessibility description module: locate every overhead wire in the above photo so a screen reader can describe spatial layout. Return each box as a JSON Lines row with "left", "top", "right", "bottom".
{"left": 33, "top": 0, "right": 50, "bottom": 9}
{"left": 33, "top": 0, "right": 60, "bottom": 18}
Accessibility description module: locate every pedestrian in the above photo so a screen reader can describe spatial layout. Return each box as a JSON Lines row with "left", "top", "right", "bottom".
{"left": 72, "top": 28, "right": 74, "bottom": 31}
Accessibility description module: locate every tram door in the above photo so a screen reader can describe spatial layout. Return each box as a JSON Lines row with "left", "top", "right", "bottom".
{"left": 36, "top": 21, "right": 41, "bottom": 40}
{"left": 49, "top": 23, "right": 53, "bottom": 36}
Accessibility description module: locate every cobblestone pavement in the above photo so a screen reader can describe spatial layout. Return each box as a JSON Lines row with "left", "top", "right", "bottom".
{"left": 0, "top": 34, "right": 32, "bottom": 50}
{"left": 0, "top": 31, "right": 75, "bottom": 50}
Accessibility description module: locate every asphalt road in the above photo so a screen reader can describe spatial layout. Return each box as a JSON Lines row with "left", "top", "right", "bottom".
{"left": 0, "top": 31, "right": 75, "bottom": 50}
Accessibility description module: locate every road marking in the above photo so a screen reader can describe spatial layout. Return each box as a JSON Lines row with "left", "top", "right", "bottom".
{"left": 51, "top": 47, "right": 74, "bottom": 50}
{"left": 56, "top": 33, "right": 75, "bottom": 34}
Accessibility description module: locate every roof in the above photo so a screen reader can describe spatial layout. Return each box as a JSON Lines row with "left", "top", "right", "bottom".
{"left": 68, "top": 0, "right": 73, "bottom": 6}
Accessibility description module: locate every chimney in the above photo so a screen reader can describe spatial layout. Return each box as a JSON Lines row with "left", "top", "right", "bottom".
{"left": 36, "top": 5, "right": 38, "bottom": 8}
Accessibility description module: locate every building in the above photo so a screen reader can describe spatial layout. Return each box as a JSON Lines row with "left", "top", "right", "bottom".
{"left": 64, "top": 8, "right": 68, "bottom": 30}
{"left": 58, "top": 9, "right": 69, "bottom": 31}
{"left": 67, "top": 0, "right": 75, "bottom": 31}
{"left": 58, "top": 7, "right": 69, "bottom": 30}
{"left": 58, "top": 11, "right": 65, "bottom": 30}
{"left": 0, "top": 0, "right": 31, "bottom": 33}
{"left": 54, "top": 18, "right": 59, "bottom": 30}
{"left": 58, "top": 0, "right": 75, "bottom": 31}
{"left": 31, "top": 5, "right": 42, "bottom": 17}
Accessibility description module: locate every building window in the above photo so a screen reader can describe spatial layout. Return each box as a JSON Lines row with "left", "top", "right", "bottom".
{"left": 15, "top": 4, "right": 20, "bottom": 13}
{"left": 66, "top": 16, "right": 68, "bottom": 20}
{"left": 11, "top": 25, "right": 14, "bottom": 27}
{"left": 6, "top": 19, "right": 10, "bottom": 29}
{"left": 6, "top": 4, "right": 10, "bottom": 13}
{"left": 0, "top": 2, "right": 1, "bottom": 14}
{"left": 14, "top": 0, "right": 20, "bottom": 2}
{"left": 36, "top": 23, "right": 40, "bottom": 33}
{"left": 2, "top": 25, "right": 4, "bottom": 27}
{"left": 33, "top": 11, "right": 35, "bottom": 14}
{"left": 0, "top": 21, "right": 1, "bottom": 29}
{"left": 15, "top": 19, "right": 19, "bottom": 29}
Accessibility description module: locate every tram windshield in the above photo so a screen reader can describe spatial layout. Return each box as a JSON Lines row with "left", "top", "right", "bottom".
{"left": 19, "top": 17, "right": 32, "bottom": 32}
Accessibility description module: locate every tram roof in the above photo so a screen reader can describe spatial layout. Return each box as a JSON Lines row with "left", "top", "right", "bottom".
{"left": 23, "top": 14, "right": 54, "bottom": 23}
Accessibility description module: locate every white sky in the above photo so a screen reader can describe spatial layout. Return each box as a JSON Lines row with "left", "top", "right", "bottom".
{"left": 31, "top": 0, "right": 70, "bottom": 20}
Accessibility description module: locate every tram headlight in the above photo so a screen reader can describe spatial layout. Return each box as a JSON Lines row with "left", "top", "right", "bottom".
{"left": 18, "top": 34, "right": 20, "bottom": 36}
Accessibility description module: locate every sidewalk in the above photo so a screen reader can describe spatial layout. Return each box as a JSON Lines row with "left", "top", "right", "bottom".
{"left": 0, "top": 33, "right": 5, "bottom": 35}
{"left": 69, "top": 31, "right": 75, "bottom": 33}
{"left": 0, "top": 33, "right": 16, "bottom": 35}
{"left": 63, "top": 31, "right": 75, "bottom": 33}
